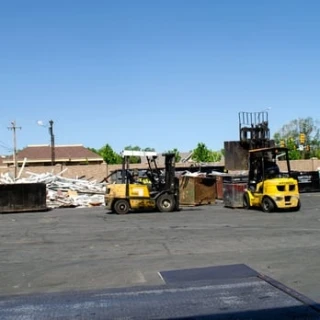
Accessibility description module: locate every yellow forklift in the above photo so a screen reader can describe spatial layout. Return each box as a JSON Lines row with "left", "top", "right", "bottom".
{"left": 105, "top": 150, "right": 180, "bottom": 214}
{"left": 243, "top": 147, "right": 300, "bottom": 212}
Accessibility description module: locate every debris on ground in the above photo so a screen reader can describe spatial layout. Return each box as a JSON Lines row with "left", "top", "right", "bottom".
{"left": 0, "top": 170, "right": 107, "bottom": 209}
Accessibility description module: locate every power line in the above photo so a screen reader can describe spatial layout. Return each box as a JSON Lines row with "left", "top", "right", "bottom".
{"left": 0, "top": 140, "right": 12, "bottom": 153}
{"left": 0, "top": 140, "right": 11, "bottom": 149}
{"left": 7, "top": 121, "right": 21, "bottom": 179}
{"left": 0, "top": 144, "right": 12, "bottom": 152}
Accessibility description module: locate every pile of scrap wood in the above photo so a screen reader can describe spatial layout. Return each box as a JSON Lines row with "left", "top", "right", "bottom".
{"left": 0, "top": 170, "right": 106, "bottom": 208}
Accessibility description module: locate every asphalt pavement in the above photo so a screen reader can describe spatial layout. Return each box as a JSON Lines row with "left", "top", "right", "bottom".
{"left": 0, "top": 193, "right": 319, "bottom": 302}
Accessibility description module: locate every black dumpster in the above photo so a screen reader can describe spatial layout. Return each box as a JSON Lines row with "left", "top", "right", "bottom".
{"left": 291, "top": 171, "right": 320, "bottom": 193}
{"left": 0, "top": 183, "right": 47, "bottom": 213}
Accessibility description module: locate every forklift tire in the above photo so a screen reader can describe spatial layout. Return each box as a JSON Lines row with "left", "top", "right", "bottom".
{"left": 157, "top": 194, "right": 175, "bottom": 212}
{"left": 261, "top": 197, "right": 275, "bottom": 213}
{"left": 243, "top": 193, "right": 250, "bottom": 210}
{"left": 114, "top": 199, "right": 130, "bottom": 215}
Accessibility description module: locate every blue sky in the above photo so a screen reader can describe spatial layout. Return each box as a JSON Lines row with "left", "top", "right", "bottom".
{"left": 1, "top": 0, "right": 319, "bottom": 154}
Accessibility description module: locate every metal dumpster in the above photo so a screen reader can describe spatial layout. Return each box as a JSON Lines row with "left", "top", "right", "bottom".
{"left": 0, "top": 183, "right": 47, "bottom": 213}
{"left": 291, "top": 171, "right": 320, "bottom": 193}
{"left": 223, "top": 182, "right": 247, "bottom": 208}
{"left": 223, "top": 174, "right": 248, "bottom": 184}
{"left": 179, "top": 175, "right": 216, "bottom": 206}
{"left": 216, "top": 175, "right": 224, "bottom": 200}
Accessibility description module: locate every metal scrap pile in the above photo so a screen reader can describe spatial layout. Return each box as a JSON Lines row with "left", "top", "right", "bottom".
{"left": 0, "top": 170, "right": 106, "bottom": 209}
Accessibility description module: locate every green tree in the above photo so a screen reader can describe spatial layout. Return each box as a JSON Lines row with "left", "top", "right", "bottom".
{"left": 192, "top": 143, "right": 211, "bottom": 162}
{"left": 192, "top": 143, "right": 222, "bottom": 163}
{"left": 167, "top": 148, "right": 181, "bottom": 162}
{"left": 286, "top": 137, "right": 300, "bottom": 160}
{"left": 210, "top": 150, "right": 222, "bottom": 162}
{"left": 142, "top": 147, "right": 156, "bottom": 152}
{"left": 98, "top": 144, "right": 122, "bottom": 164}
{"left": 273, "top": 117, "right": 320, "bottom": 159}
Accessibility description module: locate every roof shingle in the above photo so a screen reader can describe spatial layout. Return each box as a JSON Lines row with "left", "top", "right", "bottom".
{"left": 5, "top": 145, "right": 103, "bottom": 163}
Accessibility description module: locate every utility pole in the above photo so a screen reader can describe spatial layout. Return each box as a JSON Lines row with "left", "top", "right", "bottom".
{"left": 48, "top": 120, "right": 55, "bottom": 166}
{"left": 7, "top": 121, "right": 21, "bottom": 179}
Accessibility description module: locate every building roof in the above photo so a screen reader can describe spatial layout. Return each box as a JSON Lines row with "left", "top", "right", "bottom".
{"left": 180, "top": 152, "right": 194, "bottom": 162}
{"left": 4, "top": 145, "right": 103, "bottom": 164}
{"left": 0, "top": 155, "right": 8, "bottom": 167}
{"left": 139, "top": 152, "right": 194, "bottom": 166}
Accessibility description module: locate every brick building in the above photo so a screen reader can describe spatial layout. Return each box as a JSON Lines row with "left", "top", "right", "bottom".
{"left": 3, "top": 144, "right": 104, "bottom": 167}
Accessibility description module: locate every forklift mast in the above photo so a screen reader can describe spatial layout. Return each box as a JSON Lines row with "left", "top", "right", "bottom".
{"left": 146, "top": 153, "right": 177, "bottom": 193}
{"left": 117, "top": 150, "right": 178, "bottom": 195}
{"left": 146, "top": 156, "right": 162, "bottom": 187}
{"left": 163, "top": 153, "right": 176, "bottom": 191}
{"left": 121, "top": 155, "right": 130, "bottom": 184}
{"left": 224, "top": 111, "right": 274, "bottom": 171}
{"left": 120, "top": 150, "right": 158, "bottom": 184}
{"left": 239, "top": 111, "right": 271, "bottom": 149}
{"left": 163, "top": 153, "right": 180, "bottom": 211}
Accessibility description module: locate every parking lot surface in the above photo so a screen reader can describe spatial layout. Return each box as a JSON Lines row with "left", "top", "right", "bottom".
{"left": 0, "top": 193, "right": 320, "bottom": 302}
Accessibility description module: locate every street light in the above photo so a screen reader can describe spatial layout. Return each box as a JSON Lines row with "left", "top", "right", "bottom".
{"left": 37, "top": 120, "right": 55, "bottom": 166}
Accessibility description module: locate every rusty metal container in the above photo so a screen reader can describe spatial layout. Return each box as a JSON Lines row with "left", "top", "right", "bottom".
{"left": 223, "top": 183, "right": 247, "bottom": 208}
{"left": 179, "top": 176, "right": 216, "bottom": 206}
{"left": 223, "top": 175, "right": 248, "bottom": 184}
{"left": 224, "top": 141, "right": 249, "bottom": 171}
{"left": 216, "top": 176, "right": 224, "bottom": 200}
{"left": 0, "top": 183, "right": 47, "bottom": 213}
{"left": 224, "top": 140, "right": 275, "bottom": 171}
